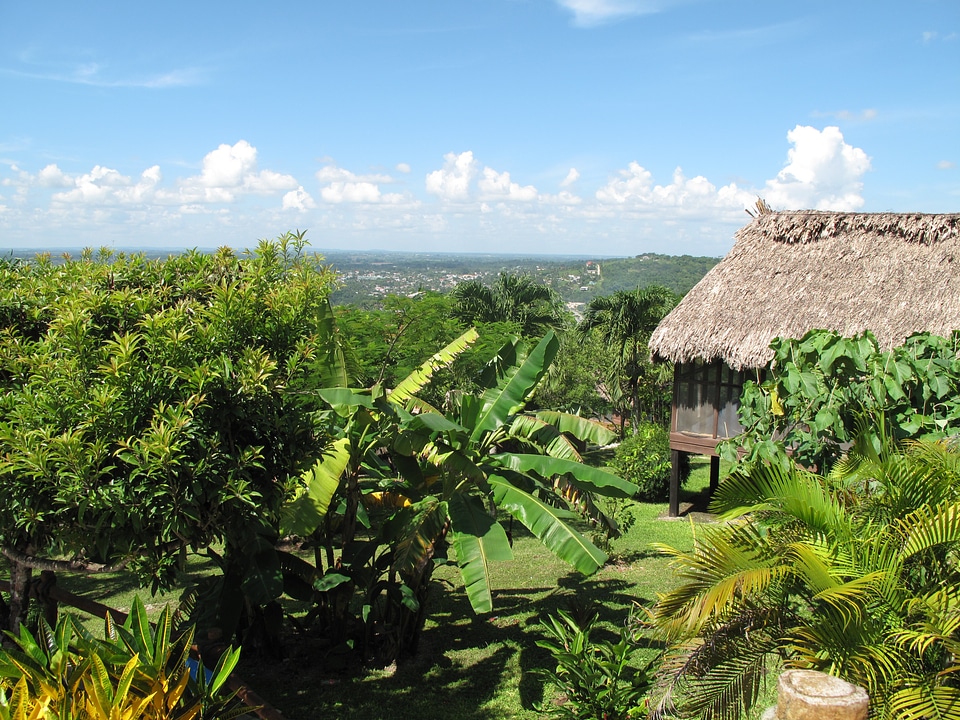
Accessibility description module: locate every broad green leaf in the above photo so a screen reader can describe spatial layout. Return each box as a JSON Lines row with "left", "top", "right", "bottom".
{"left": 490, "top": 474, "right": 607, "bottom": 575}
{"left": 493, "top": 453, "right": 637, "bottom": 497}
{"left": 281, "top": 438, "right": 351, "bottom": 536}
{"left": 317, "top": 387, "right": 375, "bottom": 412}
{"left": 390, "top": 327, "right": 478, "bottom": 406}
{"left": 471, "top": 332, "right": 559, "bottom": 444}
{"left": 404, "top": 412, "right": 466, "bottom": 435}
{"left": 533, "top": 410, "right": 618, "bottom": 446}
{"left": 507, "top": 414, "right": 582, "bottom": 461}
{"left": 313, "top": 572, "right": 352, "bottom": 592}
{"left": 314, "top": 297, "right": 349, "bottom": 388}
{"left": 449, "top": 493, "right": 513, "bottom": 613}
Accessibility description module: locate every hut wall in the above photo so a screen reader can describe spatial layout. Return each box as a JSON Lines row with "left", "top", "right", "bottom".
{"left": 669, "top": 360, "right": 747, "bottom": 455}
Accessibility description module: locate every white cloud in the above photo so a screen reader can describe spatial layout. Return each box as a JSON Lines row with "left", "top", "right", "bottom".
{"left": 316, "top": 164, "right": 405, "bottom": 204}
{"left": 396, "top": 162, "right": 412, "bottom": 174}
{"left": 478, "top": 167, "right": 538, "bottom": 201}
{"left": 316, "top": 166, "right": 393, "bottom": 184}
{"left": 321, "top": 182, "right": 383, "bottom": 203}
{"left": 37, "top": 164, "right": 73, "bottom": 188}
{"left": 282, "top": 186, "right": 316, "bottom": 211}
{"left": 763, "top": 125, "right": 871, "bottom": 210}
{"left": 595, "top": 163, "right": 753, "bottom": 213}
{"left": 556, "top": 0, "right": 667, "bottom": 27}
{"left": 561, "top": 168, "right": 580, "bottom": 187}
{"left": 53, "top": 165, "right": 132, "bottom": 203}
{"left": 937, "top": 160, "right": 956, "bottom": 170}
{"left": 425, "top": 151, "right": 478, "bottom": 201}
{"left": 190, "top": 141, "right": 296, "bottom": 194}
{"left": 922, "top": 31, "right": 957, "bottom": 44}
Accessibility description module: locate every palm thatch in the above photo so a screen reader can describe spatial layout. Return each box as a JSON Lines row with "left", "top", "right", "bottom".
{"left": 649, "top": 211, "right": 960, "bottom": 370}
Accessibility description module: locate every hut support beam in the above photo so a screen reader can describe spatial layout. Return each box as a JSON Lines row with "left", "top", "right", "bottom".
{"left": 710, "top": 455, "right": 720, "bottom": 493}
{"left": 669, "top": 450, "right": 681, "bottom": 517}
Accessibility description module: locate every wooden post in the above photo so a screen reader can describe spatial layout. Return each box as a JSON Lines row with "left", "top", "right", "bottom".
{"left": 669, "top": 449, "right": 681, "bottom": 517}
{"left": 709, "top": 455, "right": 720, "bottom": 493}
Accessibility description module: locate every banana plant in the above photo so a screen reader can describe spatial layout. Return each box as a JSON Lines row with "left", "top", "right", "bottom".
{"left": 278, "top": 329, "right": 637, "bottom": 664}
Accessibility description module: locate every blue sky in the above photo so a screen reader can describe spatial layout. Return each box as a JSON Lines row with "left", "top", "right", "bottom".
{"left": 1, "top": 1, "right": 957, "bottom": 257}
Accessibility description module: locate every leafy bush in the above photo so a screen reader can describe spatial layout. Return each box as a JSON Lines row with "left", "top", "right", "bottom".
{"left": 648, "top": 434, "right": 960, "bottom": 720}
{"left": 725, "top": 330, "right": 960, "bottom": 472}
{"left": 536, "top": 606, "right": 651, "bottom": 720}
{"left": 611, "top": 423, "right": 672, "bottom": 501}
{"left": 0, "top": 596, "right": 244, "bottom": 720}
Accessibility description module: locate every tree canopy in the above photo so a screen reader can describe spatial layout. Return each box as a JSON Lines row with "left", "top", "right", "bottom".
{"left": 0, "top": 233, "right": 342, "bottom": 629}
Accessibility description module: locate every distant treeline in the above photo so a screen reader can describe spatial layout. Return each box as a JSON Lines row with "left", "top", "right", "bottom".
{"left": 0, "top": 247, "right": 720, "bottom": 304}
{"left": 322, "top": 250, "right": 720, "bottom": 306}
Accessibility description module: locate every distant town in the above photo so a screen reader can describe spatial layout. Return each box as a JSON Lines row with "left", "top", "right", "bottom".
{"left": 0, "top": 246, "right": 720, "bottom": 308}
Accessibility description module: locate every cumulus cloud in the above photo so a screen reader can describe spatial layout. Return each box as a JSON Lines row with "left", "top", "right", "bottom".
{"left": 282, "top": 186, "right": 316, "bottom": 211}
{"left": 37, "top": 164, "right": 73, "bottom": 188}
{"left": 180, "top": 140, "right": 297, "bottom": 199}
{"left": 53, "top": 165, "right": 133, "bottom": 203}
{"left": 28, "top": 141, "right": 299, "bottom": 210}
{"left": 425, "top": 151, "right": 478, "bottom": 201}
{"left": 316, "top": 166, "right": 393, "bottom": 184}
{"left": 396, "top": 162, "right": 412, "bottom": 174}
{"left": 479, "top": 167, "right": 538, "bottom": 201}
{"left": 763, "top": 125, "right": 871, "bottom": 210}
{"left": 556, "top": 0, "right": 668, "bottom": 27}
{"left": 596, "top": 163, "right": 753, "bottom": 213}
{"left": 316, "top": 164, "right": 405, "bottom": 204}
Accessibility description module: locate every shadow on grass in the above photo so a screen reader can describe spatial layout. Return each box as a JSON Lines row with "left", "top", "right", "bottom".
{"left": 242, "top": 567, "right": 665, "bottom": 720}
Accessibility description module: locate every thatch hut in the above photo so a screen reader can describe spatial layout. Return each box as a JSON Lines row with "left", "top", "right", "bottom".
{"left": 649, "top": 210, "right": 960, "bottom": 516}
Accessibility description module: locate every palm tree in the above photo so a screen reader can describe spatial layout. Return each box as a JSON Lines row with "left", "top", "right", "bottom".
{"left": 575, "top": 285, "right": 678, "bottom": 431}
{"left": 646, "top": 433, "right": 960, "bottom": 720}
{"left": 452, "top": 272, "right": 565, "bottom": 337}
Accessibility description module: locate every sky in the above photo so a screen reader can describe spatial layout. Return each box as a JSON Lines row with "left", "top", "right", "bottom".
{"left": 0, "top": 1, "right": 957, "bottom": 258}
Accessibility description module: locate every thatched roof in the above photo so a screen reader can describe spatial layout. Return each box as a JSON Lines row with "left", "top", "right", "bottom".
{"left": 649, "top": 211, "right": 960, "bottom": 370}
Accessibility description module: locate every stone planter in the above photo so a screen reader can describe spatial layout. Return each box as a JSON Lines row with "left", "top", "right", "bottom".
{"left": 761, "top": 669, "right": 868, "bottom": 720}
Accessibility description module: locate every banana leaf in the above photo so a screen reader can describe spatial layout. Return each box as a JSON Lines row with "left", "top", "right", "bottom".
{"left": 281, "top": 438, "right": 351, "bottom": 536}
{"left": 390, "top": 327, "right": 479, "bottom": 407}
{"left": 533, "top": 410, "right": 618, "bottom": 446}
{"left": 471, "top": 332, "right": 559, "bottom": 444}
{"left": 493, "top": 452, "right": 637, "bottom": 497}
{"left": 490, "top": 474, "right": 607, "bottom": 575}
{"left": 449, "top": 493, "right": 514, "bottom": 613}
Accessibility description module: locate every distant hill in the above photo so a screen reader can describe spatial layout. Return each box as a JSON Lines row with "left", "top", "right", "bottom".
{"left": 0, "top": 246, "right": 721, "bottom": 306}
{"left": 585, "top": 254, "right": 721, "bottom": 297}
{"left": 322, "top": 250, "right": 721, "bottom": 307}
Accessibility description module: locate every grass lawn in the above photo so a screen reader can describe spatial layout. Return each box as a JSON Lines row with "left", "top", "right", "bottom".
{"left": 21, "top": 457, "right": 773, "bottom": 720}
{"left": 237, "top": 459, "right": 718, "bottom": 720}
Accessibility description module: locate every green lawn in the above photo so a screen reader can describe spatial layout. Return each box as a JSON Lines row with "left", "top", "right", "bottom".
{"left": 38, "top": 458, "right": 741, "bottom": 720}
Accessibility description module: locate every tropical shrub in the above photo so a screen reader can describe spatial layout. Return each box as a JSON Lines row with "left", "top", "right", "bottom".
{"left": 0, "top": 597, "right": 243, "bottom": 720}
{"left": 724, "top": 329, "right": 960, "bottom": 471}
{"left": 576, "top": 286, "right": 678, "bottom": 430}
{"left": 647, "top": 433, "right": 960, "bottom": 720}
{"left": 536, "top": 606, "right": 651, "bottom": 720}
{"left": 0, "top": 232, "right": 343, "bottom": 633}
{"left": 611, "top": 423, "right": 671, "bottom": 501}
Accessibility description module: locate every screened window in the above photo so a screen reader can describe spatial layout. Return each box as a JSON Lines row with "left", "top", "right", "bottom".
{"left": 672, "top": 360, "right": 748, "bottom": 441}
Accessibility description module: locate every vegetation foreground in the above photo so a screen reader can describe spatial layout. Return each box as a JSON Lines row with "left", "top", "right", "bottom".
{"left": 2, "top": 234, "right": 960, "bottom": 719}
